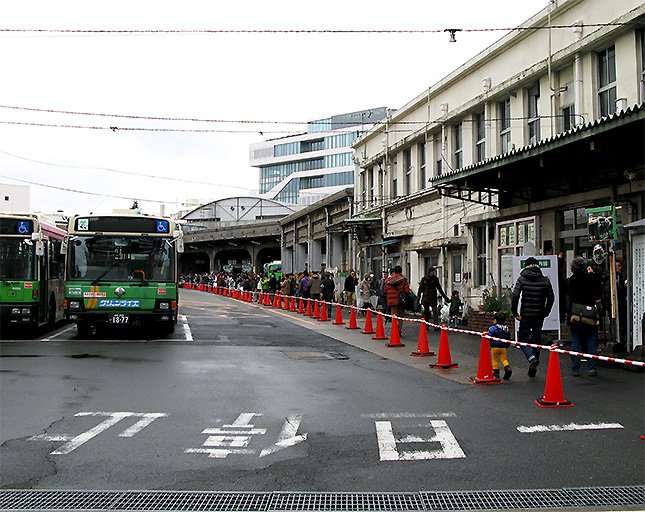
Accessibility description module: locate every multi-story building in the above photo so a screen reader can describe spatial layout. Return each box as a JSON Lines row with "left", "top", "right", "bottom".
{"left": 250, "top": 108, "right": 389, "bottom": 205}
{"left": 352, "top": 0, "right": 644, "bottom": 350}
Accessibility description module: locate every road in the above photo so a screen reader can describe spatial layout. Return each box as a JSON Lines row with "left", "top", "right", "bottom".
{"left": 1, "top": 289, "right": 643, "bottom": 502}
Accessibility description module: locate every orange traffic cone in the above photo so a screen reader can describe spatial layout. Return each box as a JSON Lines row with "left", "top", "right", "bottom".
{"left": 312, "top": 300, "right": 320, "bottom": 319}
{"left": 305, "top": 299, "right": 313, "bottom": 316}
{"left": 273, "top": 294, "right": 280, "bottom": 308}
{"left": 346, "top": 307, "right": 359, "bottom": 329}
{"left": 535, "top": 348, "right": 574, "bottom": 408}
{"left": 290, "top": 297, "right": 296, "bottom": 312}
{"left": 411, "top": 322, "right": 435, "bottom": 357}
{"left": 372, "top": 312, "right": 387, "bottom": 340}
{"left": 264, "top": 293, "right": 271, "bottom": 306}
{"left": 387, "top": 316, "right": 405, "bottom": 347}
{"left": 429, "top": 326, "right": 458, "bottom": 368}
{"left": 469, "top": 334, "right": 502, "bottom": 384}
{"left": 298, "top": 298, "right": 304, "bottom": 314}
{"left": 333, "top": 305, "right": 344, "bottom": 325}
{"left": 362, "top": 309, "right": 375, "bottom": 334}
{"left": 318, "top": 302, "right": 329, "bottom": 321}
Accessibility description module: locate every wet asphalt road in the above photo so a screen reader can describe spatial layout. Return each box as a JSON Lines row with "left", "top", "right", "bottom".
{"left": 0, "top": 289, "right": 643, "bottom": 493}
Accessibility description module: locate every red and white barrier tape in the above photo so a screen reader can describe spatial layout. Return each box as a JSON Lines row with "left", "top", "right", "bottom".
{"left": 187, "top": 285, "right": 645, "bottom": 368}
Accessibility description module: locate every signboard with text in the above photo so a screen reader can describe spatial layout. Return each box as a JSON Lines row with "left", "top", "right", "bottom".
{"left": 512, "top": 256, "right": 560, "bottom": 334}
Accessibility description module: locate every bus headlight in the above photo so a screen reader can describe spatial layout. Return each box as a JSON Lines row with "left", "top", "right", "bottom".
{"left": 68, "top": 301, "right": 81, "bottom": 310}
{"left": 21, "top": 308, "right": 31, "bottom": 315}
{"left": 11, "top": 308, "right": 21, "bottom": 315}
{"left": 158, "top": 302, "right": 170, "bottom": 310}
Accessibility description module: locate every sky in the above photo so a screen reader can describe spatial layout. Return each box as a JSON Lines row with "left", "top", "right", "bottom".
{"left": 0, "top": 0, "right": 548, "bottom": 217}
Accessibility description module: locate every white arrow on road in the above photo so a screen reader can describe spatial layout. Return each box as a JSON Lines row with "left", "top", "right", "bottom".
{"left": 260, "top": 412, "right": 307, "bottom": 457}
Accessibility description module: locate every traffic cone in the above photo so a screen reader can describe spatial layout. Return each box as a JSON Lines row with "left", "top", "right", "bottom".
{"left": 313, "top": 300, "right": 320, "bottom": 319}
{"left": 362, "top": 309, "right": 375, "bottom": 334}
{"left": 298, "top": 298, "right": 304, "bottom": 314}
{"left": 273, "top": 294, "right": 280, "bottom": 308}
{"left": 264, "top": 293, "right": 270, "bottom": 306}
{"left": 333, "top": 304, "right": 344, "bottom": 325}
{"left": 346, "top": 307, "right": 359, "bottom": 329}
{"left": 429, "top": 326, "right": 458, "bottom": 368}
{"left": 387, "top": 316, "right": 405, "bottom": 347}
{"left": 469, "top": 334, "right": 502, "bottom": 384}
{"left": 411, "top": 322, "right": 435, "bottom": 357}
{"left": 289, "top": 297, "right": 296, "bottom": 312}
{"left": 305, "top": 299, "right": 313, "bottom": 316}
{"left": 372, "top": 312, "right": 388, "bottom": 340}
{"left": 318, "top": 302, "right": 329, "bottom": 321}
{"left": 535, "top": 349, "right": 574, "bottom": 408}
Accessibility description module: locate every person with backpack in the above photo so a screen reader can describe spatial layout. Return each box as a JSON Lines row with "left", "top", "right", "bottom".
{"left": 417, "top": 267, "right": 449, "bottom": 330}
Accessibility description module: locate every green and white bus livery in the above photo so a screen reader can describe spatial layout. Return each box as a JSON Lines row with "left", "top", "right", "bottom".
{"left": 63, "top": 214, "right": 184, "bottom": 336}
{"left": 0, "top": 213, "right": 66, "bottom": 329}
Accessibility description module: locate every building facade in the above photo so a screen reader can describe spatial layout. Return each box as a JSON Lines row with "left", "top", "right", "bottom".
{"left": 250, "top": 108, "right": 389, "bottom": 205}
{"left": 352, "top": 0, "right": 644, "bottom": 350}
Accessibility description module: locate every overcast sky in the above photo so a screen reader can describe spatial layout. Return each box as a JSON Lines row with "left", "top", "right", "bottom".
{"left": 0, "top": 0, "right": 547, "bottom": 217}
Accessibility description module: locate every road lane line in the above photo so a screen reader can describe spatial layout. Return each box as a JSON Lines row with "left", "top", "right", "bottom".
{"left": 180, "top": 315, "right": 193, "bottom": 341}
{"left": 51, "top": 412, "right": 131, "bottom": 455}
{"left": 40, "top": 325, "right": 75, "bottom": 342}
{"left": 362, "top": 412, "right": 457, "bottom": 419}
{"left": 517, "top": 422, "right": 624, "bottom": 433}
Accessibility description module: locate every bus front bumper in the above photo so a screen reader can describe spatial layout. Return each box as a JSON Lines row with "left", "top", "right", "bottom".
{"left": 65, "top": 311, "right": 177, "bottom": 327}
{"left": 0, "top": 304, "right": 39, "bottom": 326}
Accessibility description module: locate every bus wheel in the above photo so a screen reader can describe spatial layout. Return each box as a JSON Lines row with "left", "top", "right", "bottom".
{"left": 162, "top": 321, "right": 175, "bottom": 335}
{"left": 48, "top": 297, "right": 57, "bottom": 328}
{"left": 77, "top": 322, "right": 91, "bottom": 338}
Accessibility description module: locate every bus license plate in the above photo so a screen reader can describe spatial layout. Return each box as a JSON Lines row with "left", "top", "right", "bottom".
{"left": 109, "top": 313, "right": 129, "bottom": 325}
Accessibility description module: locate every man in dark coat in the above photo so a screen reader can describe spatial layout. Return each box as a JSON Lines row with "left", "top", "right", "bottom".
{"left": 511, "top": 256, "right": 555, "bottom": 377}
{"left": 320, "top": 272, "right": 336, "bottom": 317}
{"left": 417, "top": 268, "right": 449, "bottom": 329}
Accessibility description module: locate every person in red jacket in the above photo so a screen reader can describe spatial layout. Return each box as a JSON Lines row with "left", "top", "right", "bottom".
{"left": 385, "top": 265, "right": 410, "bottom": 336}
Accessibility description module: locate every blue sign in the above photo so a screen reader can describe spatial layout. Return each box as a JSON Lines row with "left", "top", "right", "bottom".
{"left": 156, "top": 220, "right": 169, "bottom": 233}
{"left": 97, "top": 300, "right": 141, "bottom": 308}
{"left": 17, "top": 221, "right": 31, "bottom": 235}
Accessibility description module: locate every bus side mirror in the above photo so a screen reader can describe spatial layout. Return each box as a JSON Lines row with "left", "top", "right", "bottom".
{"left": 35, "top": 241, "right": 45, "bottom": 257}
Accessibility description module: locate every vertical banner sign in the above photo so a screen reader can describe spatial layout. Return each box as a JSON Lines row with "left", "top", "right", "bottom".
{"left": 512, "top": 256, "right": 561, "bottom": 334}
{"left": 586, "top": 206, "right": 616, "bottom": 242}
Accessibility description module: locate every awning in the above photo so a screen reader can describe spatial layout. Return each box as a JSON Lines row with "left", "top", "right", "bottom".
{"left": 344, "top": 217, "right": 382, "bottom": 224}
{"left": 429, "top": 103, "right": 645, "bottom": 208}
{"left": 366, "top": 239, "right": 400, "bottom": 247}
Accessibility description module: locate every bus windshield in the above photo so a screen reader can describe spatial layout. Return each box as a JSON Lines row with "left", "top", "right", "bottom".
{"left": 67, "top": 236, "right": 175, "bottom": 283}
{"left": 0, "top": 238, "right": 37, "bottom": 281}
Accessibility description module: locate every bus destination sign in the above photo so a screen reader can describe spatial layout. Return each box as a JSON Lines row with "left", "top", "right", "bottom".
{"left": 75, "top": 217, "right": 170, "bottom": 234}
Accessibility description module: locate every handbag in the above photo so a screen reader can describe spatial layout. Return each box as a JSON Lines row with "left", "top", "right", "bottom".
{"left": 570, "top": 302, "right": 598, "bottom": 326}
{"left": 398, "top": 291, "right": 414, "bottom": 311}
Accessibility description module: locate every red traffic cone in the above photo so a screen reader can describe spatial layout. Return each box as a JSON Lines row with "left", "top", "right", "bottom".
{"left": 333, "top": 304, "right": 344, "bottom": 325}
{"left": 318, "top": 302, "right": 329, "bottom": 321}
{"left": 290, "top": 297, "right": 296, "bottom": 312}
{"left": 362, "top": 309, "right": 375, "bottom": 334}
{"left": 346, "top": 307, "right": 359, "bottom": 329}
{"left": 264, "top": 293, "right": 271, "bottom": 306}
{"left": 535, "top": 348, "right": 574, "bottom": 408}
{"left": 297, "top": 298, "right": 304, "bottom": 314}
{"left": 469, "top": 334, "right": 502, "bottom": 384}
{"left": 305, "top": 299, "right": 313, "bottom": 316}
{"left": 273, "top": 294, "right": 280, "bottom": 308}
{"left": 429, "top": 326, "right": 458, "bottom": 368}
{"left": 411, "top": 322, "right": 435, "bottom": 357}
{"left": 313, "top": 300, "right": 320, "bottom": 319}
{"left": 387, "top": 316, "right": 405, "bottom": 347}
{"left": 372, "top": 312, "right": 388, "bottom": 340}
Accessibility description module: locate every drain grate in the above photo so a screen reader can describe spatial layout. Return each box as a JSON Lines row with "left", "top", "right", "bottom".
{"left": 270, "top": 493, "right": 422, "bottom": 511}
{"left": 0, "top": 486, "right": 642, "bottom": 511}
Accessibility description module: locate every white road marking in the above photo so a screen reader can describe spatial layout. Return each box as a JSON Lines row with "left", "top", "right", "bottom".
{"left": 260, "top": 412, "right": 307, "bottom": 457}
{"left": 30, "top": 412, "right": 167, "bottom": 455}
{"left": 362, "top": 412, "right": 457, "bottom": 419}
{"left": 186, "top": 412, "right": 266, "bottom": 459}
{"left": 517, "top": 422, "right": 624, "bottom": 433}
{"left": 375, "top": 420, "right": 466, "bottom": 461}
{"left": 185, "top": 448, "right": 256, "bottom": 458}
{"left": 39, "top": 325, "right": 75, "bottom": 342}
{"left": 180, "top": 315, "right": 193, "bottom": 341}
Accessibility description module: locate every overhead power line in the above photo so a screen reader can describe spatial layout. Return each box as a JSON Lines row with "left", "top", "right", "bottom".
{"left": 0, "top": 147, "right": 258, "bottom": 192}
{"left": 0, "top": 22, "right": 637, "bottom": 35}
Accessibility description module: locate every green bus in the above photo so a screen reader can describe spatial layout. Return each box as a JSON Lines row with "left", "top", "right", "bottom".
{"left": 63, "top": 214, "right": 184, "bottom": 336}
{"left": 0, "top": 213, "right": 66, "bottom": 330}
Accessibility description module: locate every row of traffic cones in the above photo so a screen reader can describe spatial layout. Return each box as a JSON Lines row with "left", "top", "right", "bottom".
{"left": 199, "top": 285, "right": 573, "bottom": 409}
